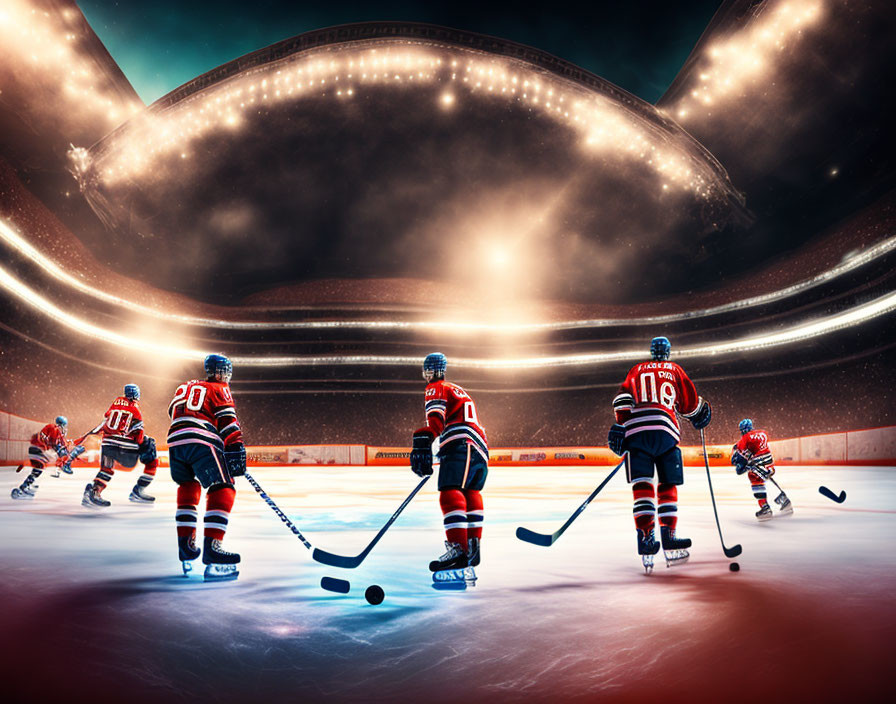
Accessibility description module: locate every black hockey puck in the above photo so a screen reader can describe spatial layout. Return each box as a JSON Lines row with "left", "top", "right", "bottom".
{"left": 320, "top": 576, "right": 350, "bottom": 594}
{"left": 365, "top": 584, "right": 385, "bottom": 605}
{"left": 729, "top": 562, "right": 740, "bottom": 572}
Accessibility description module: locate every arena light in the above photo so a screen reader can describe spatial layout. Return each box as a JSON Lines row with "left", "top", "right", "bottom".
{"left": 2, "top": 216, "right": 893, "bottom": 333}
{"left": 73, "top": 40, "right": 729, "bottom": 202}
{"left": 1, "top": 260, "right": 894, "bottom": 369}
{"left": 0, "top": 265, "right": 205, "bottom": 362}
{"left": 673, "top": 0, "right": 825, "bottom": 119}
{"left": 0, "top": 0, "right": 141, "bottom": 124}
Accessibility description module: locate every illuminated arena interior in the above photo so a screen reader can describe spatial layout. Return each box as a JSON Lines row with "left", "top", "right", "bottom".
{"left": 1, "top": 2, "right": 895, "bottom": 703}
{"left": 1, "top": 0, "right": 894, "bottom": 447}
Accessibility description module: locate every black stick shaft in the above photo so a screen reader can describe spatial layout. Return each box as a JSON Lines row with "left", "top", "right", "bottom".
{"left": 701, "top": 429, "right": 742, "bottom": 558}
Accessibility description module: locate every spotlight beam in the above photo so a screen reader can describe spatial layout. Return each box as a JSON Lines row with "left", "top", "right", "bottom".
{"left": 2, "top": 218, "right": 893, "bottom": 333}
{"left": 1, "top": 262, "right": 894, "bottom": 369}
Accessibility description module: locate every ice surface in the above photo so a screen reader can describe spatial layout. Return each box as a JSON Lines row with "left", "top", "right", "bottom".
{"left": 0, "top": 464, "right": 892, "bottom": 703}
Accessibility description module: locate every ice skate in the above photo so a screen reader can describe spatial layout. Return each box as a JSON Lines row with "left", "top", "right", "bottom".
{"left": 428, "top": 540, "right": 468, "bottom": 573}
{"left": 755, "top": 503, "right": 773, "bottom": 521}
{"left": 202, "top": 537, "right": 240, "bottom": 581}
{"left": 60, "top": 461, "right": 74, "bottom": 475}
{"left": 82, "top": 482, "right": 110, "bottom": 508}
{"left": 178, "top": 534, "right": 201, "bottom": 576}
{"left": 638, "top": 529, "right": 660, "bottom": 574}
{"left": 129, "top": 485, "right": 156, "bottom": 504}
{"left": 11, "top": 485, "right": 36, "bottom": 500}
{"left": 466, "top": 536, "right": 481, "bottom": 567}
{"left": 661, "top": 526, "right": 691, "bottom": 568}
{"left": 432, "top": 565, "right": 477, "bottom": 589}
{"left": 774, "top": 493, "right": 793, "bottom": 516}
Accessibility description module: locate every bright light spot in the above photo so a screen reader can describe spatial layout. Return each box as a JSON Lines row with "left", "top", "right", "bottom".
{"left": 440, "top": 92, "right": 455, "bottom": 107}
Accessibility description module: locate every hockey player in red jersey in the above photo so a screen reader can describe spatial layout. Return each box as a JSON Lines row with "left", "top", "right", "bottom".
{"left": 608, "top": 337, "right": 712, "bottom": 571}
{"left": 11, "top": 416, "right": 71, "bottom": 500}
{"left": 167, "top": 354, "right": 246, "bottom": 581}
{"left": 410, "top": 353, "right": 488, "bottom": 573}
{"left": 731, "top": 419, "right": 793, "bottom": 521}
{"left": 81, "top": 384, "right": 159, "bottom": 508}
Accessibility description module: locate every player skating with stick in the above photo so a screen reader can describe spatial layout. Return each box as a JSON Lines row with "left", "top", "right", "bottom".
{"left": 608, "top": 337, "right": 712, "bottom": 572}
{"left": 167, "top": 354, "right": 246, "bottom": 580}
{"left": 11, "top": 416, "right": 72, "bottom": 499}
{"left": 411, "top": 353, "right": 488, "bottom": 576}
{"left": 81, "top": 384, "right": 159, "bottom": 507}
{"left": 731, "top": 419, "right": 793, "bottom": 521}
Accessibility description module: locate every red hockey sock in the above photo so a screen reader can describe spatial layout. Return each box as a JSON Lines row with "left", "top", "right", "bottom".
{"left": 176, "top": 481, "right": 202, "bottom": 538}
{"left": 137, "top": 458, "right": 158, "bottom": 488}
{"left": 632, "top": 481, "right": 656, "bottom": 533}
{"left": 462, "top": 489, "right": 483, "bottom": 541}
{"left": 749, "top": 472, "right": 768, "bottom": 507}
{"left": 657, "top": 483, "right": 678, "bottom": 531}
{"left": 94, "top": 467, "right": 114, "bottom": 491}
{"left": 439, "top": 489, "right": 468, "bottom": 547}
{"left": 204, "top": 485, "right": 236, "bottom": 541}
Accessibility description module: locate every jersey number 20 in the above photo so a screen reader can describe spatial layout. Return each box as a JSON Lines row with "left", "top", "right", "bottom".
{"left": 172, "top": 383, "right": 208, "bottom": 411}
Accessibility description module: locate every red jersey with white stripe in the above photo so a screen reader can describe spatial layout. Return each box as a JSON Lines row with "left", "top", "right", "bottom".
{"left": 735, "top": 429, "right": 775, "bottom": 472}
{"left": 167, "top": 379, "right": 243, "bottom": 453}
{"left": 100, "top": 397, "right": 145, "bottom": 451}
{"left": 612, "top": 361, "right": 702, "bottom": 444}
{"left": 424, "top": 380, "right": 488, "bottom": 460}
{"left": 30, "top": 423, "right": 66, "bottom": 452}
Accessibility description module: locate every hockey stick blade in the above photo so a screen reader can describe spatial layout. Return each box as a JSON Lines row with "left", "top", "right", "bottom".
{"left": 818, "top": 485, "right": 847, "bottom": 503}
{"left": 515, "top": 526, "right": 555, "bottom": 547}
{"left": 320, "top": 576, "right": 351, "bottom": 593}
{"left": 515, "top": 458, "right": 625, "bottom": 547}
{"left": 312, "top": 474, "right": 431, "bottom": 569}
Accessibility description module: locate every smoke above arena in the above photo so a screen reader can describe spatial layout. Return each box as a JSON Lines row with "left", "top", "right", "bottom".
{"left": 70, "top": 24, "right": 748, "bottom": 305}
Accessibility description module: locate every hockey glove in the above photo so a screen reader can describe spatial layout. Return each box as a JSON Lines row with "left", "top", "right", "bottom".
{"left": 608, "top": 424, "right": 626, "bottom": 456}
{"left": 138, "top": 436, "right": 157, "bottom": 463}
{"left": 224, "top": 444, "right": 247, "bottom": 477}
{"left": 410, "top": 428, "right": 435, "bottom": 477}
{"left": 690, "top": 399, "right": 712, "bottom": 430}
{"left": 732, "top": 451, "right": 750, "bottom": 475}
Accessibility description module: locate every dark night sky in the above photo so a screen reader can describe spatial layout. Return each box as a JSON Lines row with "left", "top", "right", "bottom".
{"left": 76, "top": 0, "right": 722, "bottom": 105}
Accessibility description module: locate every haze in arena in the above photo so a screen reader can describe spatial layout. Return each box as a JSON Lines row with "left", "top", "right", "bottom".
{"left": 0, "top": 1, "right": 893, "bottom": 702}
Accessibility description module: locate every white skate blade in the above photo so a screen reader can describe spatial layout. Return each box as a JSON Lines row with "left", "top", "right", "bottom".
{"left": 204, "top": 563, "right": 239, "bottom": 582}
{"left": 756, "top": 513, "right": 774, "bottom": 522}
{"left": 777, "top": 505, "right": 794, "bottom": 516}
{"left": 181, "top": 560, "right": 195, "bottom": 576}
{"left": 432, "top": 566, "right": 477, "bottom": 584}
{"left": 664, "top": 550, "right": 690, "bottom": 568}
{"left": 642, "top": 554, "right": 655, "bottom": 574}
{"left": 128, "top": 493, "right": 155, "bottom": 505}
{"left": 10, "top": 489, "right": 34, "bottom": 500}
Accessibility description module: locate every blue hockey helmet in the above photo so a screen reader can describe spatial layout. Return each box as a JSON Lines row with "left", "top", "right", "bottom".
{"left": 650, "top": 336, "right": 671, "bottom": 361}
{"left": 124, "top": 383, "right": 140, "bottom": 400}
{"left": 205, "top": 353, "right": 233, "bottom": 383}
{"left": 55, "top": 415, "right": 68, "bottom": 428}
{"left": 422, "top": 352, "right": 447, "bottom": 382}
{"left": 739, "top": 418, "right": 754, "bottom": 435}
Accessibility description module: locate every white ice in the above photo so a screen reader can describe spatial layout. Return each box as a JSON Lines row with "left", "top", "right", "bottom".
{"left": 0, "top": 464, "right": 892, "bottom": 703}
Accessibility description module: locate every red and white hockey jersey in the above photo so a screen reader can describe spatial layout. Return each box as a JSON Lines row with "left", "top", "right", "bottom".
{"left": 30, "top": 423, "right": 66, "bottom": 452}
{"left": 167, "top": 379, "right": 243, "bottom": 453}
{"left": 423, "top": 380, "right": 488, "bottom": 460}
{"left": 612, "top": 361, "right": 703, "bottom": 444}
{"left": 734, "top": 429, "right": 776, "bottom": 472}
{"left": 100, "top": 396, "right": 146, "bottom": 452}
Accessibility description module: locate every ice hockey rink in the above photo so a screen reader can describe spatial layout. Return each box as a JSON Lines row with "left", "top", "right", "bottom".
{"left": 0, "top": 464, "right": 892, "bottom": 703}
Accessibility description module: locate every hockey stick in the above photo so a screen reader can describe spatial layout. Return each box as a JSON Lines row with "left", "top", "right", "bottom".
{"left": 243, "top": 471, "right": 313, "bottom": 551}
{"left": 516, "top": 457, "right": 625, "bottom": 547}
{"left": 312, "top": 474, "right": 431, "bottom": 568}
{"left": 701, "top": 429, "right": 742, "bottom": 558}
{"left": 818, "top": 485, "right": 846, "bottom": 503}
